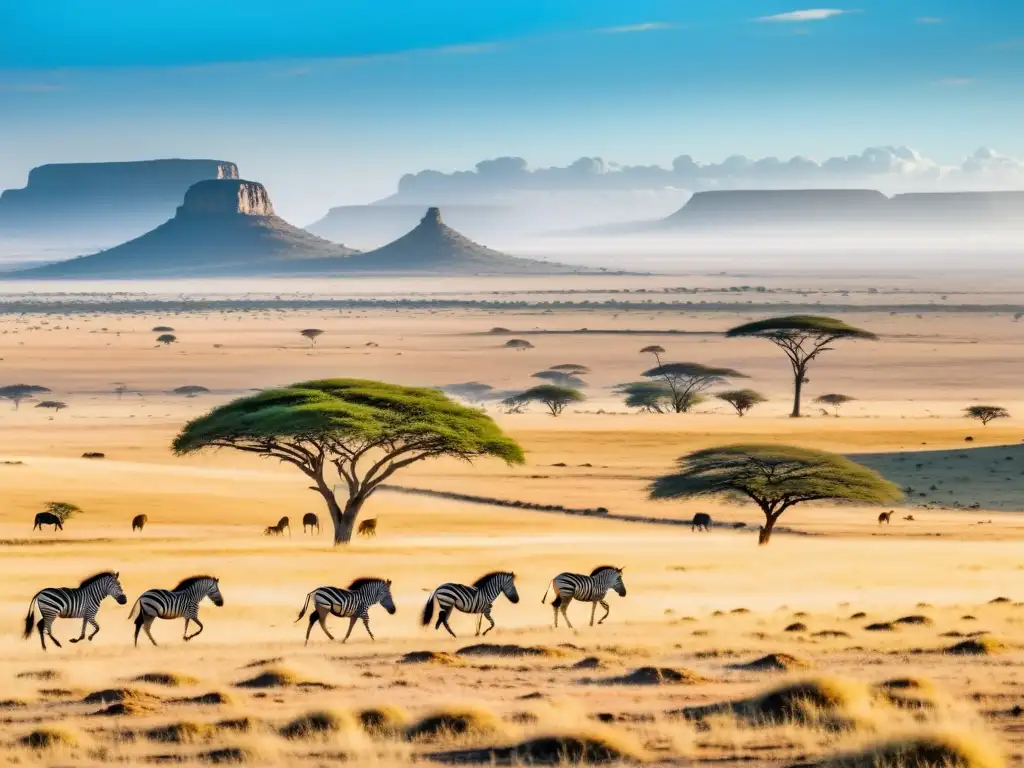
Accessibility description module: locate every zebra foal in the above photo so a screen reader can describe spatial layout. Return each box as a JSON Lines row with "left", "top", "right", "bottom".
{"left": 23, "top": 571, "right": 128, "bottom": 651}
{"left": 129, "top": 575, "right": 224, "bottom": 647}
{"left": 421, "top": 571, "right": 519, "bottom": 638}
{"left": 542, "top": 566, "right": 626, "bottom": 628}
{"left": 295, "top": 577, "right": 396, "bottom": 645}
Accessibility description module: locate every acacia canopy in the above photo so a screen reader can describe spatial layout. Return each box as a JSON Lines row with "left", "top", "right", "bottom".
{"left": 649, "top": 444, "right": 900, "bottom": 545}
{"left": 964, "top": 405, "right": 1010, "bottom": 426}
{"left": 173, "top": 379, "right": 524, "bottom": 543}
{"left": 506, "top": 384, "right": 585, "bottom": 416}
{"left": 0, "top": 384, "right": 51, "bottom": 410}
{"left": 715, "top": 389, "right": 767, "bottom": 417}
{"left": 727, "top": 316, "right": 876, "bottom": 418}
{"left": 641, "top": 362, "right": 744, "bottom": 413}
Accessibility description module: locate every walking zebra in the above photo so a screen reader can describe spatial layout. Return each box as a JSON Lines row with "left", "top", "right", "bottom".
{"left": 23, "top": 571, "right": 128, "bottom": 651}
{"left": 128, "top": 575, "right": 224, "bottom": 647}
{"left": 542, "top": 566, "right": 626, "bottom": 629}
{"left": 421, "top": 571, "right": 519, "bottom": 638}
{"left": 295, "top": 577, "right": 396, "bottom": 645}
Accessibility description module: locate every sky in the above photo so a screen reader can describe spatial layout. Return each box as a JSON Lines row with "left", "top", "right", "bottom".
{"left": 1, "top": 0, "right": 1023, "bottom": 222}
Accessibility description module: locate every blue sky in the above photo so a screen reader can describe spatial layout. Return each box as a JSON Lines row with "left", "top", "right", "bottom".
{"left": 1, "top": 1, "right": 1022, "bottom": 220}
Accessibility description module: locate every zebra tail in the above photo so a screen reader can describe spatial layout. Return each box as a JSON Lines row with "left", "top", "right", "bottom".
{"left": 420, "top": 591, "right": 436, "bottom": 626}
{"left": 295, "top": 591, "right": 314, "bottom": 623}
{"left": 127, "top": 597, "right": 142, "bottom": 621}
{"left": 22, "top": 594, "right": 38, "bottom": 639}
{"left": 541, "top": 582, "right": 552, "bottom": 603}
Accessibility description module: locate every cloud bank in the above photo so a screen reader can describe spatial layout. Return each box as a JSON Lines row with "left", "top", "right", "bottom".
{"left": 391, "top": 147, "right": 1024, "bottom": 202}
{"left": 755, "top": 8, "right": 852, "bottom": 23}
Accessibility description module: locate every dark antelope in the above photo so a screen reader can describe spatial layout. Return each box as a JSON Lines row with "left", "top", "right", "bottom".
{"left": 33, "top": 512, "right": 63, "bottom": 532}
{"left": 358, "top": 518, "right": 378, "bottom": 538}
{"left": 878, "top": 511, "right": 893, "bottom": 525}
{"left": 132, "top": 514, "right": 147, "bottom": 532}
{"left": 264, "top": 516, "right": 290, "bottom": 536}
{"left": 302, "top": 513, "right": 320, "bottom": 535}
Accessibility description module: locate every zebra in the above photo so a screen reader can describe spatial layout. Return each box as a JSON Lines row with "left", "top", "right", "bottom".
{"left": 23, "top": 571, "right": 128, "bottom": 651}
{"left": 128, "top": 575, "right": 224, "bottom": 647}
{"left": 302, "top": 513, "right": 319, "bottom": 535}
{"left": 542, "top": 566, "right": 626, "bottom": 629}
{"left": 294, "top": 577, "right": 396, "bottom": 645}
{"left": 421, "top": 571, "right": 519, "bottom": 638}
{"left": 32, "top": 512, "right": 63, "bottom": 531}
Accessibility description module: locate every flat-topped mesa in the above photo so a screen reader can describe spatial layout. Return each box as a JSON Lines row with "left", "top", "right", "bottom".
{"left": 177, "top": 179, "right": 275, "bottom": 217}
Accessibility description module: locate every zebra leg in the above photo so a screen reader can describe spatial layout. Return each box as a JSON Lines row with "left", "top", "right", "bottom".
{"left": 143, "top": 616, "right": 159, "bottom": 646}
{"left": 362, "top": 617, "right": 375, "bottom": 641}
{"left": 305, "top": 612, "right": 317, "bottom": 645}
{"left": 87, "top": 618, "right": 101, "bottom": 641}
{"left": 438, "top": 608, "right": 457, "bottom": 638}
{"left": 182, "top": 618, "right": 190, "bottom": 640}
{"left": 590, "top": 602, "right": 597, "bottom": 627}
{"left": 134, "top": 613, "right": 144, "bottom": 647}
{"left": 342, "top": 616, "right": 359, "bottom": 643}
{"left": 475, "top": 614, "right": 483, "bottom": 636}
{"left": 481, "top": 608, "right": 496, "bottom": 637}
{"left": 69, "top": 618, "right": 89, "bottom": 643}
{"left": 37, "top": 618, "right": 48, "bottom": 651}
{"left": 561, "top": 599, "right": 574, "bottom": 629}
{"left": 185, "top": 618, "right": 204, "bottom": 641}
{"left": 552, "top": 602, "right": 559, "bottom": 628}
{"left": 597, "top": 600, "right": 611, "bottom": 624}
{"left": 316, "top": 607, "right": 336, "bottom": 642}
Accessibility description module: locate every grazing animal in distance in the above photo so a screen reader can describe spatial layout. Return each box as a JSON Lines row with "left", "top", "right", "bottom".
{"left": 295, "top": 577, "right": 396, "bottom": 645}
{"left": 275, "top": 516, "right": 290, "bottom": 536}
{"left": 542, "top": 566, "right": 626, "bottom": 628}
{"left": 421, "top": 571, "right": 519, "bottom": 638}
{"left": 878, "top": 511, "right": 893, "bottom": 525}
{"left": 23, "top": 571, "right": 128, "bottom": 651}
{"left": 129, "top": 575, "right": 224, "bottom": 647}
{"left": 691, "top": 513, "right": 712, "bottom": 532}
{"left": 132, "top": 514, "right": 147, "bottom": 532}
{"left": 903, "top": 515, "right": 915, "bottom": 521}
{"left": 32, "top": 512, "right": 63, "bottom": 532}
{"left": 264, "top": 516, "right": 290, "bottom": 536}
{"left": 358, "top": 518, "right": 377, "bottom": 538}
{"left": 302, "top": 512, "right": 320, "bottom": 535}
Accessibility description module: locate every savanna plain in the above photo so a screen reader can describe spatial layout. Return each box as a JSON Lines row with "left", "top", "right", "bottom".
{"left": 2, "top": 273, "right": 1024, "bottom": 767}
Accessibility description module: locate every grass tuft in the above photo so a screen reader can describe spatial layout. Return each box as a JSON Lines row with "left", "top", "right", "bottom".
{"left": 406, "top": 704, "right": 506, "bottom": 740}
{"left": 813, "top": 729, "right": 1005, "bottom": 767}
{"left": 280, "top": 709, "right": 357, "bottom": 740}
{"left": 134, "top": 671, "right": 201, "bottom": 687}
{"left": 730, "top": 653, "right": 812, "bottom": 672}
{"left": 18, "top": 727, "right": 78, "bottom": 749}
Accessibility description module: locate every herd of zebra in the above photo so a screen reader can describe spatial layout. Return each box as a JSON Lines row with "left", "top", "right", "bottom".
{"left": 21, "top": 566, "right": 627, "bottom": 651}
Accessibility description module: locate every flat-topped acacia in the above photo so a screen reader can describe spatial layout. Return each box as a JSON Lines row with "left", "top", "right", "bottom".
{"left": 172, "top": 379, "right": 524, "bottom": 544}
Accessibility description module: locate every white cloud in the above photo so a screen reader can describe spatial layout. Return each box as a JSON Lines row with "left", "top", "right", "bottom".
{"left": 755, "top": 8, "right": 851, "bottom": 22}
{"left": 594, "top": 22, "right": 676, "bottom": 34}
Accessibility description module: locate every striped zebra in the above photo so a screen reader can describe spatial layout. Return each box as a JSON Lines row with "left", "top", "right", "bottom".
{"left": 294, "top": 577, "right": 396, "bottom": 645}
{"left": 128, "top": 575, "right": 224, "bottom": 647}
{"left": 542, "top": 566, "right": 626, "bottom": 628}
{"left": 23, "top": 571, "right": 128, "bottom": 651}
{"left": 421, "top": 571, "right": 519, "bottom": 638}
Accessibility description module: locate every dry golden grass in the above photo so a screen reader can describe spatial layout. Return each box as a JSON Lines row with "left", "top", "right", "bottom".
{"left": 814, "top": 729, "right": 1006, "bottom": 768}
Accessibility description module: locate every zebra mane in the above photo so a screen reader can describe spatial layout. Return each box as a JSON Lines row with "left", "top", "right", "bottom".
{"left": 473, "top": 570, "right": 511, "bottom": 588}
{"left": 590, "top": 565, "right": 621, "bottom": 577}
{"left": 347, "top": 577, "right": 385, "bottom": 590}
{"left": 173, "top": 574, "right": 217, "bottom": 591}
{"left": 79, "top": 571, "right": 117, "bottom": 588}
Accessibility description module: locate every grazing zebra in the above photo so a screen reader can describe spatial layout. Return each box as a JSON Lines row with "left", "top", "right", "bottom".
{"left": 542, "top": 566, "right": 626, "bottom": 629}
{"left": 358, "top": 518, "right": 377, "bottom": 538}
{"left": 691, "top": 513, "right": 712, "bottom": 532}
{"left": 302, "top": 513, "right": 320, "bottom": 535}
{"left": 295, "top": 577, "right": 396, "bottom": 645}
{"left": 32, "top": 512, "right": 63, "bottom": 531}
{"left": 132, "top": 514, "right": 147, "bottom": 532}
{"left": 23, "top": 571, "right": 128, "bottom": 651}
{"left": 128, "top": 575, "right": 224, "bottom": 647}
{"left": 421, "top": 571, "right": 519, "bottom": 638}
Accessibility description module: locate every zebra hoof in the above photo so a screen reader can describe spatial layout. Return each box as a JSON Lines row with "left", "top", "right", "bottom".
{"left": 69, "top": 638, "right": 80, "bottom": 643}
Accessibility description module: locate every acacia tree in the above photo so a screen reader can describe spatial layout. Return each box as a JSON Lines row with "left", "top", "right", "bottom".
{"left": 506, "top": 385, "right": 585, "bottom": 417}
{"left": 505, "top": 339, "right": 534, "bottom": 351}
{"left": 44, "top": 501, "right": 83, "bottom": 523}
{"left": 615, "top": 381, "right": 697, "bottom": 413}
{"left": 727, "top": 316, "right": 877, "bottom": 418}
{"left": 715, "top": 389, "right": 767, "bottom": 417}
{"left": 815, "top": 393, "right": 855, "bottom": 417}
{"left": 0, "top": 384, "right": 51, "bottom": 410}
{"left": 156, "top": 334, "right": 177, "bottom": 346}
{"left": 300, "top": 328, "right": 324, "bottom": 347}
{"left": 964, "top": 405, "right": 1010, "bottom": 426}
{"left": 533, "top": 370, "right": 587, "bottom": 388}
{"left": 172, "top": 379, "right": 524, "bottom": 544}
{"left": 442, "top": 382, "right": 494, "bottom": 404}
{"left": 173, "top": 385, "right": 211, "bottom": 398}
{"left": 640, "top": 345, "right": 666, "bottom": 364}
{"left": 649, "top": 444, "right": 901, "bottom": 545}
{"left": 642, "top": 362, "right": 745, "bottom": 413}
{"left": 36, "top": 400, "right": 68, "bottom": 414}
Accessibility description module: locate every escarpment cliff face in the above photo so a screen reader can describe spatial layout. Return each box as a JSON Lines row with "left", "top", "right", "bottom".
{"left": 336, "top": 207, "right": 579, "bottom": 274}
{"left": 0, "top": 159, "right": 239, "bottom": 247}
{"left": 18, "top": 179, "right": 358, "bottom": 278}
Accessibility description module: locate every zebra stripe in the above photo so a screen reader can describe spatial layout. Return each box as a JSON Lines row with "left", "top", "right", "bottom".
{"left": 129, "top": 575, "right": 224, "bottom": 647}
{"left": 542, "top": 566, "right": 626, "bottom": 628}
{"left": 296, "top": 578, "right": 396, "bottom": 645}
{"left": 421, "top": 571, "right": 519, "bottom": 638}
{"left": 23, "top": 571, "right": 128, "bottom": 651}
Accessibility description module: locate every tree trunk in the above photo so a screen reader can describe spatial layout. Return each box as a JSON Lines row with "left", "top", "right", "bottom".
{"left": 790, "top": 365, "right": 805, "bottom": 418}
{"left": 332, "top": 496, "right": 367, "bottom": 545}
{"left": 758, "top": 513, "right": 780, "bottom": 545}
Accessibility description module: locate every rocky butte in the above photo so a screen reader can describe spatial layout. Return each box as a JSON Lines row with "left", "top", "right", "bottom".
{"left": 335, "top": 207, "right": 583, "bottom": 274}
{"left": 0, "top": 159, "right": 239, "bottom": 248}
{"left": 18, "top": 179, "right": 358, "bottom": 278}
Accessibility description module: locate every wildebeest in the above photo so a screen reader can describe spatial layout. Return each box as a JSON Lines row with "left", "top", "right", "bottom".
{"left": 358, "top": 518, "right": 378, "bottom": 538}
{"left": 878, "top": 511, "right": 893, "bottom": 525}
{"left": 903, "top": 514, "right": 915, "bottom": 521}
{"left": 691, "top": 513, "right": 712, "bottom": 532}
{"left": 264, "top": 516, "right": 290, "bottom": 537}
{"left": 132, "top": 514, "right": 147, "bottom": 532}
{"left": 33, "top": 512, "right": 63, "bottom": 532}
{"left": 302, "top": 513, "right": 320, "bottom": 535}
